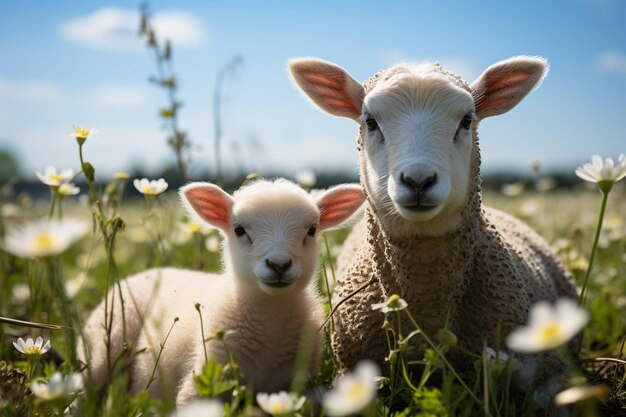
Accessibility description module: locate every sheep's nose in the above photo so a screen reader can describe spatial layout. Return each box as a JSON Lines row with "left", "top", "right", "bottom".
{"left": 265, "top": 258, "right": 293, "bottom": 275}
{"left": 400, "top": 172, "right": 437, "bottom": 195}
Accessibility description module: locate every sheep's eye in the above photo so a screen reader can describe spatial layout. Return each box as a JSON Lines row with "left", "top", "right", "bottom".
{"left": 460, "top": 113, "right": 473, "bottom": 130}
{"left": 233, "top": 224, "right": 246, "bottom": 237}
{"left": 307, "top": 226, "right": 317, "bottom": 237}
{"left": 365, "top": 117, "right": 378, "bottom": 132}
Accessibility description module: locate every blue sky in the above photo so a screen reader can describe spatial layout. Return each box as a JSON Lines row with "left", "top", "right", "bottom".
{"left": 0, "top": 0, "right": 625, "bottom": 180}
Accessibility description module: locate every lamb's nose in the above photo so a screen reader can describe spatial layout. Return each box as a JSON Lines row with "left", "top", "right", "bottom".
{"left": 400, "top": 172, "right": 438, "bottom": 195}
{"left": 265, "top": 259, "right": 293, "bottom": 275}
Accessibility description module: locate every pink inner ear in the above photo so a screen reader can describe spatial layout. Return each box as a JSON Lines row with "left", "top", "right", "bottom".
{"left": 318, "top": 187, "right": 365, "bottom": 230}
{"left": 304, "top": 72, "right": 344, "bottom": 89}
{"left": 489, "top": 72, "right": 530, "bottom": 91}
{"left": 303, "top": 71, "right": 360, "bottom": 114}
{"left": 184, "top": 188, "right": 230, "bottom": 228}
{"left": 292, "top": 63, "right": 363, "bottom": 119}
{"left": 473, "top": 67, "right": 541, "bottom": 119}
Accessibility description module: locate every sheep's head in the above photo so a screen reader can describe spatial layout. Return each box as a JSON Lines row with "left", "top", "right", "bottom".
{"left": 180, "top": 179, "right": 365, "bottom": 295}
{"left": 289, "top": 57, "right": 547, "bottom": 238}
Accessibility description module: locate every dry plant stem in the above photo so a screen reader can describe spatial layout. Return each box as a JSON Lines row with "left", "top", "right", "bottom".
{"left": 579, "top": 188, "right": 609, "bottom": 307}
{"left": 146, "top": 317, "right": 179, "bottom": 391}
{"left": 152, "top": 45, "right": 188, "bottom": 184}
{"left": 195, "top": 303, "right": 209, "bottom": 363}
{"left": 318, "top": 278, "right": 375, "bottom": 332}
{"left": 78, "top": 142, "right": 127, "bottom": 375}
{"left": 142, "top": 6, "right": 188, "bottom": 184}
{"left": 213, "top": 56, "right": 242, "bottom": 186}
{"left": 0, "top": 316, "right": 68, "bottom": 330}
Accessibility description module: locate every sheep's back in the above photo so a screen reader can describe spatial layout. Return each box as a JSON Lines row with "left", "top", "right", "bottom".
{"left": 455, "top": 207, "right": 578, "bottom": 353}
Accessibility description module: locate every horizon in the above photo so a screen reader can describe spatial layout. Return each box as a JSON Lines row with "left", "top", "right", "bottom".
{"left": 1, "top": 0, "right": 625, "bottom": 181}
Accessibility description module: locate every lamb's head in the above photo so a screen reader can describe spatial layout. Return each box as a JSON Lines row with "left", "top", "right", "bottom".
{"left": 180, "top": 179, "right": 365, "bottom": 295}
{"left": 289, "top": 57, "right": 547, "bottom": 237}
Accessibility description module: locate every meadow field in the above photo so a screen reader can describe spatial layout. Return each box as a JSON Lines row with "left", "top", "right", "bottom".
{"left": 0, "top": 157, "right": 624, "bottom": 417}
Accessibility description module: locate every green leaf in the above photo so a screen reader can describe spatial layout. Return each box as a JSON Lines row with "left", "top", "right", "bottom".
{"left": 194, "top": 358, "right": 238, "bottom": 398}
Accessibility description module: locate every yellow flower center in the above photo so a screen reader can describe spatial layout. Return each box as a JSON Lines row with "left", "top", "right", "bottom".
{"left": 269, "top": 403, "right": 284, "bottom": 413}
{"left": 74, "top": 128, "right": 90, "bottom": 138}
{"left": 143, "top": 186, "right": 154, "bottom": 194}
{"left": 113, "top": 172, "right": 129, "bottom": 179}
{"left": 34, "top": 234, "right": 55, "bottom": 251}
{"left": 50, "top": 174, "right": 61, "bottom": 181}
{"left": 25, "top": 346, "right": 42, "bottom": 355}
{"left": 187, "top": 224, "right": 201, "bottom": 233}
{"left": 539, "top": 322, "right": 561, "bottom": 343}
{"left": 348, "top": 382, "right": 365, "bottom": 400}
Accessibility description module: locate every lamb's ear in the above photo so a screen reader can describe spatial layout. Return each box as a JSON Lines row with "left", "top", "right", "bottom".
{"left": 179, "top": 182, "right": 233, "bottom": 231}
{"left": 288, "top": 58, "right": 364, "bottom": 121}
{"left": 316, "top": 184, "right": 366, "bottom": 230}
{"left": 471, "top": 56, "right": 548, "bottom": 120}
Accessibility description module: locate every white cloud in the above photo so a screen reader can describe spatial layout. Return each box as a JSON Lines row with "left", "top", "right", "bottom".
{"left": 0, "top": 76, "right": 63, "bottom": 101}
{"left": 596, "top": 50, "right": 626, "bottom": 77}
{"left": 378, "top": 50, "right": 478, "bottom": 80}
{"left": 59, "top": 8, "right": 206, "bottom": 52}
{"left": 92, "top": 85, "right": 149, "bottom": 108}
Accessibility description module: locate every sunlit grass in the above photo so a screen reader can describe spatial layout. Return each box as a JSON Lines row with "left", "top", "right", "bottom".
{"left": 0, "top": 180, "right": 624, "bottom": 415}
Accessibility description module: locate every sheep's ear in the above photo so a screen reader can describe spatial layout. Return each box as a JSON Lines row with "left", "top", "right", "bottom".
{"left": 179, "top": 182, "right": 233, "bottom": 231}
{"left": 316, "top": 184, "right": 366, "bottom": 230}
{"left": 471, "top": 56, "right": 548, "bottom": 119}
{"left": 289, "top": 58, "right": 364, "bottom": 120}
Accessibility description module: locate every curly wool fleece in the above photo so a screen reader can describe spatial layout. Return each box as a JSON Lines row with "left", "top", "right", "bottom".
{"left": 331, "top": 64, "right": 579, "bottom": 371}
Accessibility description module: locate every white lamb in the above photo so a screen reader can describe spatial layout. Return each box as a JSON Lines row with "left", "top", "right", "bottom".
{"left": 288, "top": 57, "right": 579, "bottom": 381}
{"left": 79, "top": 179, "right": 365, "bottom": 406}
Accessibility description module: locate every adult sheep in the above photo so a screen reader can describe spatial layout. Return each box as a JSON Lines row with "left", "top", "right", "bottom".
{"left": 288, "top": 57, "right": 578, "bottom": 372}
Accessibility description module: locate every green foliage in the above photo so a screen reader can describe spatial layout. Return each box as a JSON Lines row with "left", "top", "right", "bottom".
{"left": 194, "top": 358, "right": 239, "bottom": 398}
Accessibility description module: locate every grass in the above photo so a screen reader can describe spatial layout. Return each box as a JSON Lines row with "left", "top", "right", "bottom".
{"left": 0, "top": 178, "right": 624, "bottom": 416}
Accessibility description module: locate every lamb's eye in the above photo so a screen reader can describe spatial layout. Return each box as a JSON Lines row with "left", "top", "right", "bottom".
{"left": 307, "top": 226, "right": 317, "bottom": 237}
{"left": 460, "top": 113, "right": 473, "bottom": 130}
{"left": 233, "top": 224, "right": 246, "bottom": 237}
{"left": 365, "top": 117, "right": 378, "bottom": 132}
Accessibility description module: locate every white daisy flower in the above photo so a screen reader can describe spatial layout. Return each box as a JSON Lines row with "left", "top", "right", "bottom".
{"left": 68, "top": 125, "right": 97, "bottom": 142}
{"left": 172, "top": 399, "right": 223, "bottom": 417}
{"left": 575, "top": 154, "right": 626, "bottom": 185}
{"left": 113, "top": 171, "right": 129, "bottom": 180}
{"left": 65, "top": 272, "right": 87, "bottom": 299}
{"left": 133, "top": 178, "right": 168, "bottom": 196}
{"left": 205, "top": 235, "right": 220, "bottom": 253}
{"left": 324, "top": 360, "right": 380, "bottom": 417}
{"left": 1, "top": 203, "right": 20, "bottom": 218}
{"left": 2, "top": 218, "right": 88, "bottom": 258}
{"left": 13, "top": 336, "right": 51, "bottom": 356}
{"left": 371, "top": 294, "right": 408, "bottom": 313}
{"left": 171, "top": 221, "right": 206, "bottom": 245}
{"left": 295, "top": 170, "right": 317, "bottom": 188}
{"left": 501, "top": 181, "right": 525, "bottom": 197}
{"left": 58, "top": 182, "right": 80, "bottom": 196}
{"left": 11, "top": 283, "right": 30, "bottom": 303}
{"left": 30, "top": 372, "right": 83, "bottom": 401}
{"left": 35, "top": 166, "right": 74, "bottom": 187}
{"left": 506, "top": 299, "right": 589, "bottom": 353}
{"left": 554, "top": 384, "right": 609, "bottom": 406}
{"left": 256, "top": 391, "right": 306, "bottom": 416}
